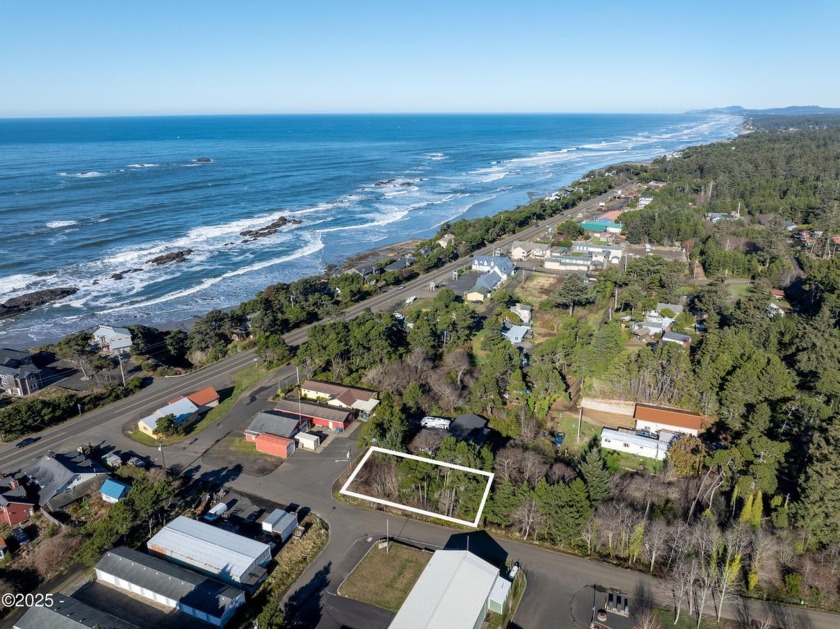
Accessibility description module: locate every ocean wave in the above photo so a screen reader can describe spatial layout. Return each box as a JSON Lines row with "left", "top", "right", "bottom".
{"left": 57, "top": 171, "right": 106, "bottom": 178}
{"left": 128, "top": 163, "right": 158, "bottom": 168}
{"left": 99, "top": 232, "right": 324, "bottom": 314}
{"left": 0, "top": 273, "right": 45, "bottom": 297}
{"left": 427, "top": 152, "right": 447, "bottom": 161}
{"left": 45, "top": 220, "right": 80, "bottom": 229}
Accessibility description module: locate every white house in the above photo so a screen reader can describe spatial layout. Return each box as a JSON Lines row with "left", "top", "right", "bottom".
{"left": 437, "top": 234, "right": 455, "bottom": 248}
{"left": 600, "top": 428, "right": 670, "bottom": 461}
{"left": 510, "top": 303, "right": 532, "bottom": 324}
{"left": 93, "top": 325, "right": 133, "bottom": 355}
{"left": 510, "top": 241, "right": 550, "bottom": 261}
{"left": 645, "top": 303, "right": 684, "bottom": 329}
{"left": 471, "top": 256, "right": 514, "bottom": 279}
{"left": 571, "top": 242, "right": 623, "bottom": 264}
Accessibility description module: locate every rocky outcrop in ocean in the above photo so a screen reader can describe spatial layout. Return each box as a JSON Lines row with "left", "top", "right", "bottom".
{"left": 240, "top": 216, "right": 302, "bottom": 242}
{"left": 110, "top": 268, "right": 144, "bottom": 280}
{"left": 147, "top": 250, "right": 193, "bottom": 265}
{"left": 0, "top": 287, "right": 79, "bottom": 320}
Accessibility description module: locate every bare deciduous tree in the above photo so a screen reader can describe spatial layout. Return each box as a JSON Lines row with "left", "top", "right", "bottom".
{"left": 409, "top": 430, "right": 444, "bottom": 457}
{"left": 512, "top": 498, "right": 543, "bottom": 541}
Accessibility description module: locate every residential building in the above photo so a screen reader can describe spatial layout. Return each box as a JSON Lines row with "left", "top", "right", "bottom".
{"left": 770, "top": 289, "right": 785, "bottom": 300}
{"left": 637, "top": 196, "right": 653, "bottom": 208}
{"left": 184, "top": 386, "right": 221, "bottom": 412}
{"left": 600, "top": 428, "right": 670, "bottom": 461}
{"left": 465, "top": 284, "right": 491, "bottom": 303}
{"left": 100, "top": 478, "right": 130, "bottom": 504}
{"left": 471, "top": 256, "right": 514, "bottom": 279}
{"left": 346, "top": 263, "right": 380, "bottom": 282}
{"left": 138, "top": 396, "right": 200, "bottom": 438}
{"left": 510, "top": 240, "right": 550, "bottom": 261}
{"left": 633, "top": 403, "right": 704, "bottom": 437}
{"left": 261, "top": 509, "right": 298, "bottom": 542}
{"left": 25, "top": 451, "right": 108, "bottom": 511}
{"left": 510, "top": 303, "right": 532, "bottom": 324}
{"left": 571, "top": 241, "right": 623, "bottom": 263}
{"left": 14, "top": 596, "right": 140, "bottom": 629}
{"left": 0, "top": 474, "right": 34, "bottom": 527}
{"left": 450, "top": 414, "right": 490, "bottom": 448}
{"left": 390, "top": 550, "right": 500, "bottom": 629}
{"left": 661, "top": 331, "right": 691, "bottom": 347}
{"left": 501, "top": 323, "right": 530, "bottom": 345}
{"left": 598, "top": 210, "right": 623, "bottom": 222}
{"left": 544, "top": 252, "right": 594, "bottom": 272}
{"left": 768, "top": 302, "right": 786, "bottom": 317}
{"left": 245, "top": 410, "right": 304, "bottom": 441}
{"left": 147, "top": 516, "right": 272, "bottom": 591}
{"left": 95, "top": 546, "right": 245, "bottom": 628}
{"left": 384, "top": 256, "right": 415, "bottom": 272}
{"left": 704, "top": 211, "right": 740, "bottom": 223}
{"left": 273, "top": 398, "right": 354, "bottom": 431}
{"left": 436, "top": 233, "right": 454, "bottom": 248}
{"left": 300, "top": 379, "right": 380, "bottom": 418}
{"left": 0, "top": 348, "right": 42, "bottom": 397}
{"left": 256, "top": 433, "right": 296, "bottom": 458}
{"left": 93, "top": 325, "right": 133, "bottom": 355}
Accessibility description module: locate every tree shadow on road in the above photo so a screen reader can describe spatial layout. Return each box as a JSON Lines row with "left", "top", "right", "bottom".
{"left": 284, "top": 562, "right": 332, "bottom": 628}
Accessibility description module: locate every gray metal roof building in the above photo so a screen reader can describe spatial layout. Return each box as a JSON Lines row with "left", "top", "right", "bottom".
{"left": 147, "top": 516, "right": 271, "bottom": 590}
{"left": 13, "top": 595, "right": 140, "bottom": 629}
{"left": 95, "top": 546, "right": 245, "bottom": 627}
{"left": 245, "top": 410, "right": 302, "bottom": 439}
{"left": 390, "top": 550, "right": 499, "bottom": 629}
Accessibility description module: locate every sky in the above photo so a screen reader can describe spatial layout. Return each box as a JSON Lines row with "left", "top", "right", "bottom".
{"left": 1, "top": 0, "right": 838, "bottom": 117}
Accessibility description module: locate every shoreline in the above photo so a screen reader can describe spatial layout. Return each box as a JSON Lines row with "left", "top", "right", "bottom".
{"left": 0, "top": 121, "right": 741, "bottom": 349}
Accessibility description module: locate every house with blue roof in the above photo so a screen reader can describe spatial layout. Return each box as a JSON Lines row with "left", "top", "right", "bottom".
{"left": 137, "top": 396, "right": 200, "bottom": 438}
{"left": 100, "top": 478, "right": 131, "bottom": 504}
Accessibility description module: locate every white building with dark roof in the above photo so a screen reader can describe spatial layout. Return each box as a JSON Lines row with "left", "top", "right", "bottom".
{"left": 0, "top": 348, "right": 42, "bottom": 397}
{"left": 93, "top": 325, "right": 133, "bottom": 355}
{"left": 95, "top": 546, "right": 245, "bottom": 627}
{"left": 147, "top": 516, "right": 272, "bottom": 591}
{"left": 390, "top": 550, "right": 499, "bottom": 629}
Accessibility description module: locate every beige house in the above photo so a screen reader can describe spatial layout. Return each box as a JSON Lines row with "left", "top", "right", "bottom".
{"left": 510, "top": 240, "right": 550, "bottom": 261}
{"left": 299, "top": 380, "right": 379, "bottom": 419}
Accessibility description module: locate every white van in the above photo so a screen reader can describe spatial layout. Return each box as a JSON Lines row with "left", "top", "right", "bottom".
{"left": 405, "top": 295, "right": 418, "bottom": 304}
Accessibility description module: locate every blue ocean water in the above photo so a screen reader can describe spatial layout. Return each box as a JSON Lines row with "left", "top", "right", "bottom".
{"left": 0, "top": 113, "right": 740, "bottom": 344}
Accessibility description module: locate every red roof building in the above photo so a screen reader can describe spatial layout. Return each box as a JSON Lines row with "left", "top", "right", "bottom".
{"left": 0, "top": 476, "right": 34, "bottom": 528}
{"left": 634, "top": 403, "right": 706, "bottom": 437}
{"left": 273, "top": 398, "right": 354, "bottom": 431}
{"left": 255, "top": 434, "right": 295, "bottom": 458}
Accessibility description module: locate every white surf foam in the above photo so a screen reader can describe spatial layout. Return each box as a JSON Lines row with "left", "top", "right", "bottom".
{"left": 99, "top": 232, "right": 325, "bottom": 314}
{"left": 46, "top": 220, "right": 80, "bottom": 229}
{"left": 128, "top": 163, "right": 158, "bottom": 168}
{"left": 57, "top": 171, "right": 105, "bottom": 178}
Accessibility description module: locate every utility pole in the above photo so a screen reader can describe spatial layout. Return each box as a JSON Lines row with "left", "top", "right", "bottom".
{"left": 158, "top": 441, "right": 167, "bottom": 478}
{"left": 117, "top": 353, "right": 126, "bottom": 387}
{"left": 296, "top": 365, "right": 304, "bottom": 430}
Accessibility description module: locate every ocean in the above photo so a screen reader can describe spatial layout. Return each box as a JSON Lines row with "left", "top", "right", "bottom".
{"left": 0, "top": 113, "right": 740, "bottom": 345}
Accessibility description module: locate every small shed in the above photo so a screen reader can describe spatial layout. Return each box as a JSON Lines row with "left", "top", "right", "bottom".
{"left": 488, "top": 575, "right": 512, "bottom": 614}
{"left": 295, "top": 432, "right": 320, "bottom": 451}
{"left": 103, "top": 453, "right": 122, "bottom": 469}
{"left": 100, "top": 478, "right": 130, "bottom": 504}
{"left": 256, "top": 433, "right": 295, "bottom": 458}
{"left": 261, "top": 509, "right": 298, "bottom": 542}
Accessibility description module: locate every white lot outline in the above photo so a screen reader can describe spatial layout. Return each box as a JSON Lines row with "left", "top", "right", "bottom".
{"left": 339, "top": 446, "right": 495, "bottom": 528}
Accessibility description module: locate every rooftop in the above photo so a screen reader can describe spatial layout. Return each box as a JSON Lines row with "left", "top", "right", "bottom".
{"left": 634, "top": 403, "right": 704, "bottom": 431}
{"left": 246, "top": 410, "right": 302, "bottom": 438}
{"left": 25, "top": 452, "right": 108, "bottom": 508}
{"left": 100, "top": 478, "right": 131, "bottom": 501}
{"left": 273, "top": 398, "right": 354, "bottom": 423}
{"left": 96, "top": 547, "right": 243, "bottom": 619}
{"left": 14, "top": 595, "right": 140, "bottom": 629}
{"left": 390, "top": 550, "right": 499, "bottom": 629}
{"left": 147, "top": 516, "right": 271, "bottom": 582}
{"left": 187, "top": 386, "right": 220, "bottom": 407}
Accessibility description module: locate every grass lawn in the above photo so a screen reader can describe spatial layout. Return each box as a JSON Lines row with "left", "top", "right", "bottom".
{"left": 550, "top": 412, "right": 600, "bottom": 456}
{"left": 228, "top": 437, "right": 267, "bottom": 456}
{"left": 514, "top": 273, "right": 559, "bottom": 305}
{"left": 656, "top": 607, "right": 735, "bottom": 628}
{"left": 339, "top": 542, "right": 431, "bottom": 612}
{"left": 727, "top": 282, "right": 752, "bottom": 300}
{"left": 607, "top": 450, "right": 665, "bottom": 474}
{"left": 128, "top": 361, "right": 270, "bottom": 447}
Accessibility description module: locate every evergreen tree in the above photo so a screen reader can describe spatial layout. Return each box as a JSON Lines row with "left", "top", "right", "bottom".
{"left": 579, "top": 448, "right": 611, "bottom": 503}
{"left": 794, "top": 419, "right": 840, "bottom": 548}
{"left": 485, "top": 477, "right": 521, "bottom": 527}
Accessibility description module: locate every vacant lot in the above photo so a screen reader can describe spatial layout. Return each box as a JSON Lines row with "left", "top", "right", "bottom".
{"left": 339, "top": 543, "right": 431, "bottom": 612}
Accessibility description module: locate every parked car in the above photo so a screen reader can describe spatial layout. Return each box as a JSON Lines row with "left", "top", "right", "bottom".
{"left": 13, "top": 528, "right": 30, "bottom": 546}
{"left": 128, "top": 456, "right": 145, "bottom": 468}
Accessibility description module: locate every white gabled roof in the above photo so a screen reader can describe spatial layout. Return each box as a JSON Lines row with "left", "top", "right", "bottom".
{"left": 390, "top": 550, "right": 499, "bottom": 629}
{"left": 147, "top": 516, "right": 270, "bottom": 582}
